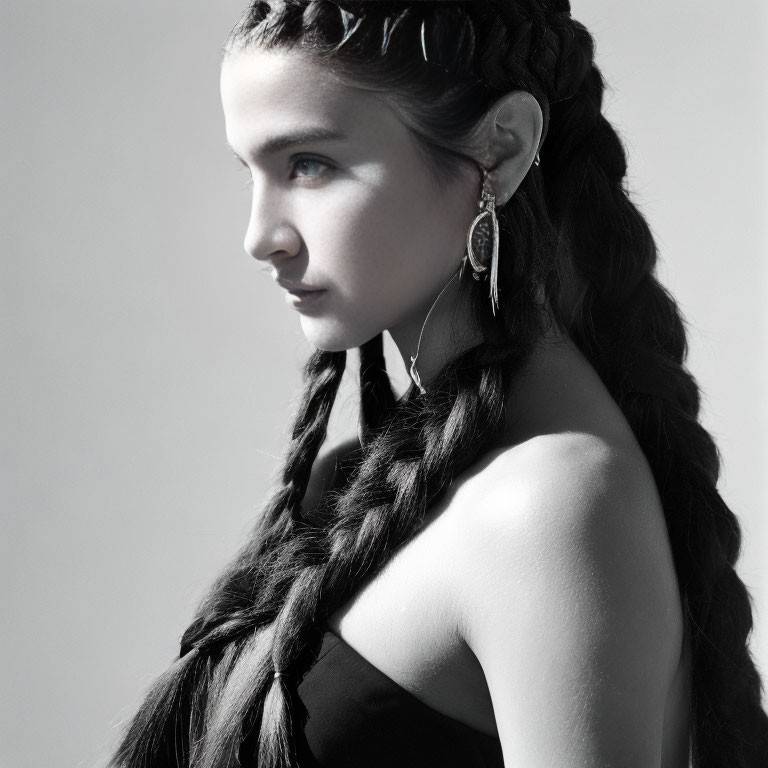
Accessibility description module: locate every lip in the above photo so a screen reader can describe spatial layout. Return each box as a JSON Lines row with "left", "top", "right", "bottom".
{"left": 284, "top": 287, "right": 327, "bottom": 309}
{"left": 276, "top": 277, "right": 323, "bottom": 292}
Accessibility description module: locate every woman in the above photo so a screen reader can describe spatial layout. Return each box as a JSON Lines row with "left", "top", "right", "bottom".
{"left": 110, "top": 1, "right": 768, "bottom": 766}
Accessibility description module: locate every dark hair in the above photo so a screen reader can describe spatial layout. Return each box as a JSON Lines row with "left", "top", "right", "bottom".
{"left": 110, "top": 2, "right": 768, "bottom": 766}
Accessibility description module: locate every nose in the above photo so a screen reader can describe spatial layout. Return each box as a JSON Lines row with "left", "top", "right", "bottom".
{"left": 243, "top": 183, "right": 302, "bottom": 264}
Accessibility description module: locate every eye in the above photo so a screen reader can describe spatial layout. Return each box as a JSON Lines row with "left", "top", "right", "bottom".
{"left": 232, "top": 154, "right": 334, "bottom": 190}
{"left": 290, "top": 155, "right": 333, "bottom": 182}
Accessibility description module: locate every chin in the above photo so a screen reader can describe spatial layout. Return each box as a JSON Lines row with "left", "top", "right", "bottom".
{"left": 299, "top": 315, "right": 379, "bottom": 352}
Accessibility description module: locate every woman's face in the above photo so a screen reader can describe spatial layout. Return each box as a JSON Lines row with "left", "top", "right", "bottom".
{"left": 220, "top": 47, "right": 478, "bottom": 351}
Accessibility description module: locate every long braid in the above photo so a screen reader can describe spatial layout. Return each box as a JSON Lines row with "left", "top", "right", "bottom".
{"left": 111, "top": 350, "right": 346, "bottom": 767}
{"left": 167, "top": 343, "right": 523, "bottom": 768}
{"left": 181, "top": 343, "right": 526, "bottom": 768}
{"left": 180, "top": 349, "right": 347, "bottom": 653}
{"left": 511, "top": 4, "right": 768, "bottom": 764}
{"left": 188, "top": 349, "right": 347, "bottom": 765}
{"left": 250, "top": 342, "right": 524, "bottom": 768}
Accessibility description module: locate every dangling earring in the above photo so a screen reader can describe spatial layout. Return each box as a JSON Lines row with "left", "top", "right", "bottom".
{"left": 407, "top": 169, "right": 500, "bottom": 395}
{"left": 461, "top": 168, "right": 500, "bottom": 315}
{"left": 408, "top": 268, "right": 460, "bottom": 396}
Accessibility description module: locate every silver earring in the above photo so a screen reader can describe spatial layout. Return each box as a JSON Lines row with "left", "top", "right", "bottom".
{"left": 462, "top": 169, "right": 500, "bottom": 315}
{"left": 408, "top": 268, "right": 460, "bottom": 396}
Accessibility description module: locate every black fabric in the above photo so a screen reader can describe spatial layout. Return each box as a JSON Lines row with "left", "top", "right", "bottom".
{"left": 292, "top": 629, "right": 504, "bottom": 768}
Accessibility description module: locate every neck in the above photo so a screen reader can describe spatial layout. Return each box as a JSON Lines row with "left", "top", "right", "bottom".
{"left": 388, "top": 267, "right": 484, "bottom": 391}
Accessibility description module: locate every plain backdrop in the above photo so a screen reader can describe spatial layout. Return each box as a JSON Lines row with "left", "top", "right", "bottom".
{"left": 1, "top": 2, "right": 766, "bottom": 767}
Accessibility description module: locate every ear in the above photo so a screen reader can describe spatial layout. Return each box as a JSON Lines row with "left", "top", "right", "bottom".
{"left": 475, "top": 91, "right": 543, "bottom": 208}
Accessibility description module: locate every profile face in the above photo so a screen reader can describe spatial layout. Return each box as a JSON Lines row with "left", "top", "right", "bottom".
{"left": 220, "top": 47, "right": 478, "bottom": 351}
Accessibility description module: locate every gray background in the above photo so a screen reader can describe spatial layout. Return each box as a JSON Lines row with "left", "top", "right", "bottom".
{"left": 1, "top": 2, "right": 765, "bottom": 767}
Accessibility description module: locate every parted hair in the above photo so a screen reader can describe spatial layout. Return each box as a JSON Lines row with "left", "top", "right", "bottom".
{"left": 110, "top": 1, "right": 768, "bottom": 766}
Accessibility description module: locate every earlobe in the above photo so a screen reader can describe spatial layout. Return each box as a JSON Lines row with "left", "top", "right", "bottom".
{"left": 483, "top": 91, "right": 543, "bottom": 207}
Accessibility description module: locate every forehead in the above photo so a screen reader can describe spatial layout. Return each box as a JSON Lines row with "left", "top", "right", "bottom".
{"left": 220, "top": 47, "right": 397, "bottom": 155}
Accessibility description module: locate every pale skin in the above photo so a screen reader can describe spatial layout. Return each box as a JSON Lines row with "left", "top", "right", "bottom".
{"left": 221, "top": 47, "right": 691, "bottom": 767}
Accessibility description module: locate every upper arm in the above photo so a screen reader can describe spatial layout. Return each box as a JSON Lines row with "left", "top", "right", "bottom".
{"left": 456, "top": 436, "right": 682, "bottom": 767}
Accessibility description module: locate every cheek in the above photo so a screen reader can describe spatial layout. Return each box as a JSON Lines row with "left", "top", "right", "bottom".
{"left": 293, "top": 239, "right": 414, "bottom": 352}
{"left": 339, "top": 212, "right": 439, "bottom": 335}
{"left": 345, "top": 178, "right": 465, "bottom": 296}
{"left": 295, "top": 170, "right": 472, "bottom": 350}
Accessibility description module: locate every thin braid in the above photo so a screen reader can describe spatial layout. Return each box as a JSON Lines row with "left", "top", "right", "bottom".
{"left": 179, "top": 350, "right": 347, "bottom": 656}
{"left": 278, "top": 350, "right": 349, "bottom": 520}
{"left": 111, "top": 350, "right": 346, "bottom": 767}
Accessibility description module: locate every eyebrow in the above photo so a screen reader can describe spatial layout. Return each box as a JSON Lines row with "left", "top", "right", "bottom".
{"left": 227, "top": 128, "right": 348, "bottom": 163}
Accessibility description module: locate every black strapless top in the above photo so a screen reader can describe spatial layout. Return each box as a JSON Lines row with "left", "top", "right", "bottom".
{"left": 291, "top": 629, "right": 504, "bottom": 768}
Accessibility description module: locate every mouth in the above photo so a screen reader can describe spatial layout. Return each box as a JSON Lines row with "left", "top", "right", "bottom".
{"left": 284, "top": 288, "right": 327, "bottom": 308}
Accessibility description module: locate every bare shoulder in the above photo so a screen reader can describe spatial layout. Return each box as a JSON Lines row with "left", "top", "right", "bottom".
{"left": 454, "top": 430, "right": 672, "bottom": 565}
{"left": 449, "top": 431, "right": 684, "bottom": 765}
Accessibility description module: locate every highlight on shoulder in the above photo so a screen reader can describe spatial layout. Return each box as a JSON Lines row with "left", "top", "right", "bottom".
{"left": 448, "top": 431, "right": 686, "bottom": 766}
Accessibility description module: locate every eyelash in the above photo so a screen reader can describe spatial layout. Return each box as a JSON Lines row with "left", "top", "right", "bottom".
{"left": 240, "top": 154, "right": 334, "bottom": 189}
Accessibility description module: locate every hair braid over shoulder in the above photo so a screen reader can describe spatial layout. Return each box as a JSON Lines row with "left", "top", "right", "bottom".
{"left": 250, "top": 342, "right": 523, "bottom": 768}
{"left": 110, "top": 2, "right": 767, "bottom": 766}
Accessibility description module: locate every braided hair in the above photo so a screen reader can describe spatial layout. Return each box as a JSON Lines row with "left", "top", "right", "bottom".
{"left": 110, "top": 2, "right": 768, "bottom": 766}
